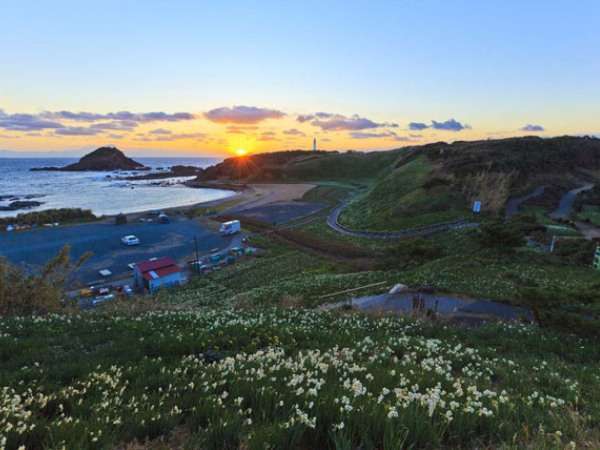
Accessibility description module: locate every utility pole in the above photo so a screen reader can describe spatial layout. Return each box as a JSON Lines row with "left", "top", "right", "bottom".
{"left": 194, "top": 236, "right": 200, "bottom": 273}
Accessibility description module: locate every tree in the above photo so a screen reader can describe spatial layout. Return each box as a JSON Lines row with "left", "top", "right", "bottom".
{"left": 0, "top": 246, "right": 91, "bottom": 316}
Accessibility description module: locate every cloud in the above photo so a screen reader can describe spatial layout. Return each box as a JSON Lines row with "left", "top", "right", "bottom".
{"left": 149, "top": 128, "right": 172, "bottom": 135}
{"left": 89, "top": 120, "right": 138, "bottom": 131}
{"left": 205, "top": 106, "right": 285, "bottom": 124}
{"left": 349, "top": 130, "right": 413, "bottom": 141}
{"left": 407, "top": 118, "right": 469, "bottom": 132}
{"left": 283, "top": 128, "right": 306, "bottom": 137}
{"left": 0, "top": 110, "right": 64, "bottom": 131}
{"left": 258, "top": 131, "right": 277, "bottom": 141}
{"left": 520, "top": 124, "right": 545, "bottom": 132}
{"left": 431, "top": 119, "right": 469, "bottom": 131}
{"left": 135, "top": 132, "right": 206, "bottom": 142}
{"left": 54, "top": 126, "right": 102, "bottom": 136}
{"left": 408, "top": 122, "right": 429, "bottom": 131}
{"left": 43, "top": 110, "right": 195, "bottom": 123}
{"left": 226, "top": 125, "right": 259, "bottom": 134}
{"left": 300, "top": 112, "right": 397, "bottom": 131}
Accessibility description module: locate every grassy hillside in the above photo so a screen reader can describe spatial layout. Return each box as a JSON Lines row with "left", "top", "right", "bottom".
{"left": 339, "top": 154, "right": 469, "bottom": 230}
{"left": 198, "top": 149, "right": 403, "bottom": 182}
{"left": 339, "top": 136, "right": 600, "bottom": 231}
{"left": 2, "top": 308, "right": 599, "bottom": 449}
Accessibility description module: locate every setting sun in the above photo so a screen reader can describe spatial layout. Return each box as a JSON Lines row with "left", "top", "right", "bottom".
{"left": 235, "top": 148, "right": 248, "bottom": 156}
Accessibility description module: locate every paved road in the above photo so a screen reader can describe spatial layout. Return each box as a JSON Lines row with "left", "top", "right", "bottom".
{"left": 505, "top": 186, "right": 545, "bottom": 218}
{"left": 0, "top": 218, "right": 235, "bottom": 286}
{"left": 326, "top": 199, "right": 478, "bottom": 240}
{"left": 550, "top": 183, "right": 594, "bottom": 220}
{"left": 351, "top": 292, "right": 532, "bottom": 322}
{"left": 229, "top": 201, "right": 326, "bottom": 225}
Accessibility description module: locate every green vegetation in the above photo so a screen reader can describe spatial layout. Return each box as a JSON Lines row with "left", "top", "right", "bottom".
{"left": 339, "top": 155, "right": 469, "bottom": 231}
{"left": 0, "top": 246, "right": 89, "bottom": 316}
{"left": 200, "top": 149, "right": 403, "bottom": 183}
{"left": 0, "top": 208, "right": 97, "bottom": 227}
{"left": 1, "top": 309, "right": 599, "bottom": 449}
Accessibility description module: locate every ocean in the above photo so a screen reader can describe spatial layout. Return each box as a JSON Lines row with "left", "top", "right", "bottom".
{"left": 0, "top": 157, "right": 232, "bottom": 218}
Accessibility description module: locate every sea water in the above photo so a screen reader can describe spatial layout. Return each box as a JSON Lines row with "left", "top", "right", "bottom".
{"left": 0, "top": 157, "right": 233, "bottom": 218}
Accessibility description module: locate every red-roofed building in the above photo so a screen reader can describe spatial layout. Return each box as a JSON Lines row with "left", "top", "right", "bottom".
{"left": 133, "top": 257, "right": 185, "bottom": 293}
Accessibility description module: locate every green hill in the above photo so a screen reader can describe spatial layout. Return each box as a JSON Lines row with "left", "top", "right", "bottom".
{"left": 340, "top": 136, "right": 600, "bottom": 231}
{"left": 198, "top": 149, "right": 403, "bottom": 182}
{"left": 200, "top": 136, "right": 600, "bottom": 231}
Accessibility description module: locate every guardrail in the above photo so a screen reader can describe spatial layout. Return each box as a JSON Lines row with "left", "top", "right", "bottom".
{"left": 328, "top": 201, "right": 479, "bottom": 240}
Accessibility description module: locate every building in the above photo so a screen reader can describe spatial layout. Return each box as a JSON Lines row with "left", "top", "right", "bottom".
{"left": 133, "top": 256, "right": 185, "bottom": 293}
{"left": 313, "top": 137, "right": 317, "bottom": 152}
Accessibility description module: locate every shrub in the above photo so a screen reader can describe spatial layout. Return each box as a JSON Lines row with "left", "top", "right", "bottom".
{"left": 0, "top": 208, "right": 97, "bottom": 227}
{"left": 0, "top": 246, "right": 91, "bottom": 316}
{"left": 380, "top": 238, "right": 442, "bottom": 269}
{"left": 115, "top": 213, "right": 128, "bottom": 225}
{"left": 478, "top": 222, "right": 525, "bottom": 250}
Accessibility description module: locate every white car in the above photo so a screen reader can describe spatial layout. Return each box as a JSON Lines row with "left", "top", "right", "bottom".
{"left": 121, "top": 235, "right": 140, "bottom": 246}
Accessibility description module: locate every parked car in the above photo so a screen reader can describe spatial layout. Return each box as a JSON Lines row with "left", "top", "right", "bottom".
{"left": 121, "top": 235, "right": 140, "bottom": 246}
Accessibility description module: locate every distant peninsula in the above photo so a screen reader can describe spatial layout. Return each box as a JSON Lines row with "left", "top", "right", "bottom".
{"left": 31, "top": 146, "right": 149, "bottom": 172}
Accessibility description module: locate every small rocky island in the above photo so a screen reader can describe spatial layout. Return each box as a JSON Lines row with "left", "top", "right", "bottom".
{"left": 31, "top": 146, "right": 149, "bottom": 171}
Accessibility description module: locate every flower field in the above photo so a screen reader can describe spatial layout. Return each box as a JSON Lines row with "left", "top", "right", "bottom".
{"left": 1, "top": 308, "right": 599, "bottom": 449}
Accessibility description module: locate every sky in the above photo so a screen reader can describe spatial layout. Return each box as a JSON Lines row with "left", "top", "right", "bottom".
{"left": 1, "top": 0, "right": 599, "bottom": 157}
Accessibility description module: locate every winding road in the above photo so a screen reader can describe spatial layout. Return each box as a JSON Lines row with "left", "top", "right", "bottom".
{"left": 505, "top": 186, "right": 545, "bottom": 218}
{"left": 550, "top": 183, "right": 594, "bottom": 220}
{"left": 326, "top": 198, "right": 478, "bottom": 240}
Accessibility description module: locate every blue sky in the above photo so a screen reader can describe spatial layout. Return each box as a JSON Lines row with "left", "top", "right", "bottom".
{"left": 1, "top": 0, "right": 599, "bottom": 155}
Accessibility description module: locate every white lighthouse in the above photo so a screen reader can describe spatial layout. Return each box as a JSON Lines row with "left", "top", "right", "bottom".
{"left": 312, "top": 137, "right": 317, "bottom": 152}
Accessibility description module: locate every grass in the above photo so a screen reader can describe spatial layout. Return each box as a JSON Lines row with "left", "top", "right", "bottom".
{"left": 339, "top": 155, "right": 468, "bottom": 231}
{"left": 1, "top": 308, "right": 599, "bottom": 449}
{"left": 576, "top": 205, "right": 600, "bottom": 226}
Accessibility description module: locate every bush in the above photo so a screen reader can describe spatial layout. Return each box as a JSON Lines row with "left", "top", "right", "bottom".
{"left": 115, "top": 213, "right": 128, "bottom": 225}
{"left": 0, "top": 208, "right": 97, "bottom": 227}
{"left": 380, "top": 238, "right": 442, "bottom": 269}
{"left": 0, "top": 246, "right": 91, "bottom": 316}
{"left": 478, "top": 222, "right": 525, "bottom": 250}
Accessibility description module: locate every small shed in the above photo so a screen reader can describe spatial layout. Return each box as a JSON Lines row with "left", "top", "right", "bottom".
{"left": 133, "top": 257, "right": 184, "bottom": 293}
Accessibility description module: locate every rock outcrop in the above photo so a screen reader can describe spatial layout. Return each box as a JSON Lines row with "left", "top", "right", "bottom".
{"left": 31, "top": 147, "right": 148, "bottom": 171}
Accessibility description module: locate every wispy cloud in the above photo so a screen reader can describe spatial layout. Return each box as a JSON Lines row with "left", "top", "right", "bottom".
{"left": 408, "top": 122, "right": 429, "bottom": 131}
{"left": 135, "top": 132, "right": 206, "bottom": 142}
{"left": 283, "top": 128, "right": 306, "bottom": 136}
{"left": 43, "top": 110, "right": 195, "bottom": 123}
{"left": 55, "top": 126, "right": 102, "bottom": 136}
{"left": 520, "top": 124, "right": 545, "bottom": 132}
{"left": 205, "top": 106, "right": 285, "bottom": 124}
{"left": 0, "top": 109, "right": 64, "bottom": 131}
{"left": 299, "top": 112, "right": 397, "bottom": 131}
{"left": 350, "top": 130, "right": 413, "bottom": 141}
{"left": 226, "top": 125, "right": 259, "bottom": 134}
{"left": 148, "top": 128, "right": 173, "bottom": 135}
{"left": 407, "top": 118, "right": 469, "bottom": 132}
{"left": 258, "top": 131, "right": 277, "bottom": 141}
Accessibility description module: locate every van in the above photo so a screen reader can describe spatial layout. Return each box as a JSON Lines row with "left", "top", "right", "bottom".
{"left": 219, "top": 220, "right": 241, "bottom": 236}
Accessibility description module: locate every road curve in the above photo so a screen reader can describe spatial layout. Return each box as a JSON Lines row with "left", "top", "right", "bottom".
{"left": 326, "top": 199, "right": 478, "bottom": 240}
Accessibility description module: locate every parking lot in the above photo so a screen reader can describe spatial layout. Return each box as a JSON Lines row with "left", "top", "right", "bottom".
{"left": 0, "top": 217, "right": 234, "bottom": 286}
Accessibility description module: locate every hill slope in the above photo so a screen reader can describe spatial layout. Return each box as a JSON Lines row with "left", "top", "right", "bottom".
{"left": 198, "top": 149, "right": 403, "bottom": 182}
{"left": 341, "top": 136, "right": 600, "bottom": 230}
